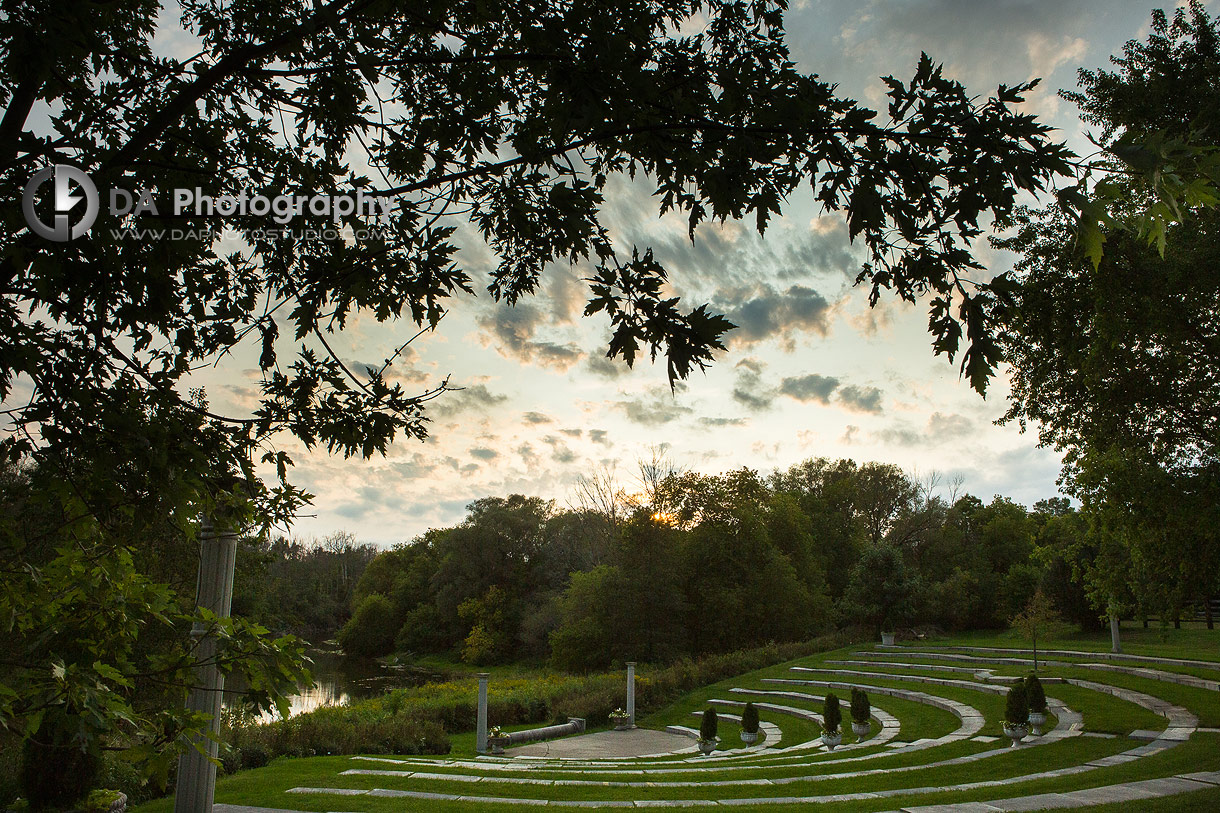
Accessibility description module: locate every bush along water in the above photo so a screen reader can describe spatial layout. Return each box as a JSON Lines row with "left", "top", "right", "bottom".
{"left": 224, "top": 632, "right": 853, "bottom": 763}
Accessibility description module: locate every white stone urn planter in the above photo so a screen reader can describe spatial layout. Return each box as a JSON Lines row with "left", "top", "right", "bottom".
{"left": 698, "top": 738, "right": 717, "bottom": 755}
{"left": 1027, "top": 711, "right": 1046, "bottom": 736}
{"left": 1002, "top": 722, "right": 1028, "bottom": 748}
{"left": 852, "top": 720, "right": 870, "bottom": 738}
{"left": 488, "top": 734, "right": 511, "bottom": 755}
{"left": 881, "top": 632, "right": 895, "bottom": 646}
{"left": 821, "top": 730, "right": 842, "bottom": 750}
{"left": 610, "top": 714, "right": 631, "bottom": 731}
{"left": 740, "top": 730, "right": 758, "bottom": 744}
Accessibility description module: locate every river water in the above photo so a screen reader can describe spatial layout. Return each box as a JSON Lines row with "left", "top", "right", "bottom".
{"left": 224, "top": 644, "right": 448, "bottom": 720}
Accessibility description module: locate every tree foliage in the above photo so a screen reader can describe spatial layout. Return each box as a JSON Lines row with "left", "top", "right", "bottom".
{"left": 1, "top": 0, "right": 1077, "bottom": 510}
{"left": 822, "top": 693, "right": 841, "bottom": 735}
{"left": 699, "top": 708, "right": 718, "bottom": 742}
{"left": 741, "top": 701, "right": 759, "bottom": 735}
{"left": 997, "top": 0, "right": 1220, "bottom": 624}
{"left": 1005, "top": 683, "right": 1028, "bottom": 726}
{"left": 850, "top": 688, "right": 869, "bottom": 725}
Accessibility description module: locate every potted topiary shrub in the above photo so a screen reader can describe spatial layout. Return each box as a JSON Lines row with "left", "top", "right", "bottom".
{"left": 487, "top": 725, "right": 511, "bottom": 755}
{"left": 850, "top": 688, "right": 871, "bottom": 738}
{"left": 609, "top": 707, "right": 631, "bottom": 731}
{"left": 698, "top": 708, "right": 718, "bottom": 755}
{"left": 740, "top": 702, "right": 760, "bottom": 744}
{"left": 1025, "top": 673, "right": 1047, "bottom": 736}
{"left": 821, "top": 693, "right": 843, "bottom": 750}
{"left": 1003, "top": 684, "right": 1029, "bottom": 747}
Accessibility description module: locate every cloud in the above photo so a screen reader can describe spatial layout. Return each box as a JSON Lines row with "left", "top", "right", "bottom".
{"left": 716, "top": 284, "right": 833, "bottom": 350}
{"left": 927, "top": 411, "right": 975, "bottom": 441}
{"left": 616, "top": 394, "right": 694, "bottom": 425}
{"left": 779, "top": 373, "right": 840, "bottom": 404}
{"left": 477, "top": 302, "right": 584, "bottom": 371}
{"left": 589, "top": 429, "right": 610, "bottom": 445}
{"left": 875, "top": 422, "right": 922, "bottom": 447}
{"left": 585, "top": 353, "right": 628, "bottom": 379}
{"left": 470, "top": 447, "right": 499, "bottom": 460}
{"left": 522, "top": 411, "right": 553, "bottom": 425}
{"left": 838, "top": 384, "right": 884, "bottom": 414}
{"left": 542, "top": 435, "right": 578, "bottom": 464}
{"left": 700, "top": 416, "right": 748, "bottom": 427}
{"left": 559, "top": 428, "right": 583, "bottom": 438}
{"left": 630, "top": 209, "right": 860, "bottom": 294}
{"left": 430, "top": 383, "right": 509, "bottom": 417}
{"left": 732, "top": 362, "right": 775, "bottom": 411}
{"left": 545, "top": 269, "right": 587, "bottom": 324}
{"left": 875, "top": 411, "right": 975, "bottom": 447}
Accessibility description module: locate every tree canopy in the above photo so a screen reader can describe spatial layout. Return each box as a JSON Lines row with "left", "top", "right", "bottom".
{"left": 997, "top": 1, "right": 1220, "bottom": 624}
{"left": 1, "top": 0, "right": 1078, "bottom": 524}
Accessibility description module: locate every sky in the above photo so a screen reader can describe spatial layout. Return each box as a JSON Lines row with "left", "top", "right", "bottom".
{"left": 151, "top": 2, "right": 1215, "bottom": 545}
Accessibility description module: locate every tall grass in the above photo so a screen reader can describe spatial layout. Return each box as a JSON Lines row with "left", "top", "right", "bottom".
{"left": 230, "top": 632, "right": 854, "bottom": 760}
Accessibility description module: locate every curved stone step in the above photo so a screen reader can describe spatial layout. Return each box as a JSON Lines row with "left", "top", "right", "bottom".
{"left": 897, "top": 644, "right": 1220, "bottom": 672}
{"left": 851, "top": 649, "right": 1219, "bottom": 691}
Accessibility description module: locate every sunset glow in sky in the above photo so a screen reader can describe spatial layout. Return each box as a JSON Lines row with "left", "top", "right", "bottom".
{"left": 180, "top": 0, "right": 1192, "bottom": 546}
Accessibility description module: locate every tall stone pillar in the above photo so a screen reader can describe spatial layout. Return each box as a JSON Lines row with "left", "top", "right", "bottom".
{"left": 626, "top": 662, "right": 636, "bottom": 728}
{"left": 174, "top": 517, "right": 239, "bottom": 813}
{"left": 1109, "top": 605, "right": 1123, "bottom": 654}
{"left": 477, "top": 673, "right": 490, "bottom": 753}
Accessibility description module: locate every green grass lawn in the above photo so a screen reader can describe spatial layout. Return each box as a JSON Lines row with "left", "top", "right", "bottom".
{"left": 131, "top": 628, "right": 1220, "bottom": 813}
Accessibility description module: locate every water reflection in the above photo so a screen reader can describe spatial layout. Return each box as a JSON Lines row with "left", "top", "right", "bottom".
{"left": 224, "top": 644, "right": 447, "bottom": 720}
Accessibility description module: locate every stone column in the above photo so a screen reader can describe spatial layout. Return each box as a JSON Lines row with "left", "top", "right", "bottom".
{"left": 626, "top": 662, "right": 636, "bottom": 728}
{"left": 476, "top": 673, "right": 490, "bottom": 753}
{"left": 1109, "top": 604, "right": 1123, "bottom": 654}
{"left": 174, "top": 517, "right": 239, "bottom": 813}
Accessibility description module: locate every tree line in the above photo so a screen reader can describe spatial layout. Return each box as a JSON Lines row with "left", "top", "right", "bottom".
{"left": 333, "top": 457, "right": 1185, "bottom": 671}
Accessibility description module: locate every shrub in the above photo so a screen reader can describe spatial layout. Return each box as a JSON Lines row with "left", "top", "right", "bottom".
{"left": 850, "top": 688, "right": 870, "bottom": 724}
{"left": 97, "top": 751, "right": 156, "bottom": 806}
{"left": 82, "top": 790, "right": 124, "bottom": 813}
{"left": 822, "top": 693, "right": 841, "bottom": 734}
{"left": 699, "top": 708, "right": 718, "bottom": 741}
{"left": 740, "top": 702, "right": 759, "bottom": 734}
{"left": 1024, "top": 673, "right": 1046, "bottom": 714}
{"left": 337, "top": 593, "right": 397, "bottom": 657}
{"left": 229, "top": 631, "right": 856, "bottom": 762}
{"left": 239, "top": 743, "right": 271, "bottom": 770}
{"left": 1005, "top": 683, "right": 1029, "bottom": 725}
{"left": 219, "top": 743, "right": 242, "bottom": 775}
{"left": 20, "top": 735, "right": 100, "bottom": 810}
